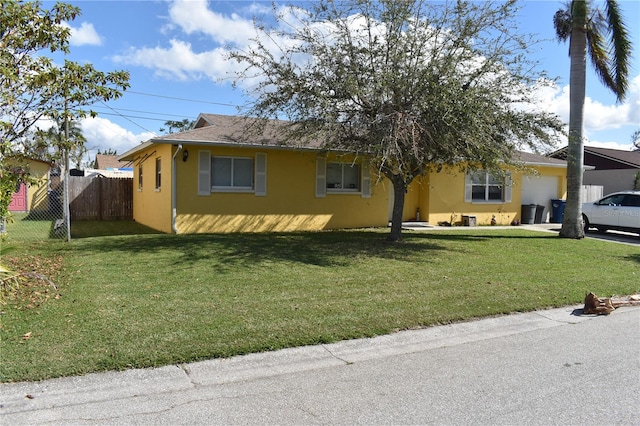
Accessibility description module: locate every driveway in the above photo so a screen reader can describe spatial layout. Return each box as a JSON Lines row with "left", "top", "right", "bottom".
{"left": 401, "top": 222, "right": 640, "bottom": 246}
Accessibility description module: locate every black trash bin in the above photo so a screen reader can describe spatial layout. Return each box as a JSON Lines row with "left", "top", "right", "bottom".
{"left": 550, "top": 199, "right": 566, "bottom": 223}
{"left": 48, "top": 190, "right": 61, "bottom": 214}
{"left": 521, "top": 204, "right": 536, "bottom": 224}
{"left": 534, "top": 205, "right": 545, "bottom": 224}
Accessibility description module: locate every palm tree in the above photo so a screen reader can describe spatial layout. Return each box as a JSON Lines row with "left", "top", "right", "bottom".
{"left": 553, "top": 0, "right": 632, "bottom": 239}
{"left": 41, "top": 118, "right": 88, "bottom": 168}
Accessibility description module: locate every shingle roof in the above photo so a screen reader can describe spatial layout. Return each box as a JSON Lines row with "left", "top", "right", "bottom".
{"left": 95, "top": 154, "right": 133, "bottom": 169}
{"left": 119, "top": 113, "right": 567, "bottom": 169}
{"left": 549, "top": 146, "right": 640, "bottom": 168}
{"left": 157, "top": 113, "right": 323, "bottom": 148}
{"left": 514, "top": 151, "right": 567, "bottom": 167}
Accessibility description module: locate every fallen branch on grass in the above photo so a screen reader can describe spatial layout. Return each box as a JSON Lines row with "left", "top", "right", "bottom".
{"left": 1, "top": 264, "right": 58, "bottom": 306}
{"left": 583, "top": 292, "right": 640, "bottom": 315}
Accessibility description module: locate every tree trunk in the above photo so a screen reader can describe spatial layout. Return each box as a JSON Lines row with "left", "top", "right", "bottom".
{"left": 388, "top": 174, "right": 407, "bottom": 242}
{"left": 559, "top": 20, "right": 587, "bottom": 239}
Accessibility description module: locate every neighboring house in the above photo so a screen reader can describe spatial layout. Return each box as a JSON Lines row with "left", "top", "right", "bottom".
{"left": 93, "top": 154, "right": 133, "bottom": 170}
{"left": 6, "top": 157, "right": 54, "bottom": 214}
{"left": 88, "top": 154, "right": 134, "bottom": 178}
{"left": 549, "top": 146, "right": 640, "bottom": 194}
{"left": 119, "top": 113, "right": 568, "bottom": 233}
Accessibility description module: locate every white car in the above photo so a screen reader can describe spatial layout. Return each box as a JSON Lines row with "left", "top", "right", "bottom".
{"left": 582, "top": 191, "right": 640, "bottom": 236}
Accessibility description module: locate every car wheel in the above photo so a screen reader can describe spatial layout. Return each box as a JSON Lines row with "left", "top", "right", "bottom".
{"left": 582, "top": 215, "right": 590, "bottom": 233}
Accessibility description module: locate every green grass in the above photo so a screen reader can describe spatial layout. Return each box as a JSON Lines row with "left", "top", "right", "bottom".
{"left": 1, "top": 225, "right": 638, "bottom": 382}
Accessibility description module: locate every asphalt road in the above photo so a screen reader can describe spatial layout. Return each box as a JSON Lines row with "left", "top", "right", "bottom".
{"left": 2, "top": 305, "right": 639, "bottom": 425}
{"left": 584, "top": 230, "right": 640, "bottom": 245}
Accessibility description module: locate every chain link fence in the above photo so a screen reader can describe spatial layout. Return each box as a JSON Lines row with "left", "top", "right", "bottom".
{"left": 1, "top": 166, "right": 69, "bottom": 246}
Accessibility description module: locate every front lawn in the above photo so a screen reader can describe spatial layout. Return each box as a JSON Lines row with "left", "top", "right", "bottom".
{"left": 1, "top": 227, "right": 638, "bottom": 382}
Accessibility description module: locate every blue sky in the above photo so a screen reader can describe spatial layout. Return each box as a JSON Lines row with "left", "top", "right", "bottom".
{"left": 42, "top": 0, "right": 640, "bottom": 165}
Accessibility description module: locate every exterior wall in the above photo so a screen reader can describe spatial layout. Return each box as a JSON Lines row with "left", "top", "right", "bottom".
{"left": 6, "top": 158, "right": 51, "bottom": 213}
{"left": 131, "top": 145, "right": 173, "bottom": 233}
{"left": 418, "top": 165, "right": 567, "bottom": 226}
{"left": 26, "top": 160, "right": 52, "bottom": 213}
{"left": 584, "top": 169, "right": 640, "bottom": 194}
{"left": 175, "top": 146, "right": 389, "bottom": 233}
{"left": 395, "top": 175, "right": 428, "bottom": 222}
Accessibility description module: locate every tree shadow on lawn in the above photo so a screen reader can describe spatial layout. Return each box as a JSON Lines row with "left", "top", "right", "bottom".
{"left": 71, "top": 230, "right": 457, "bottom": 269}
{"left": 69, "top": 228, "right": 562, "bottom": 271}
{"left": 623, "top": 253, "right": 640, "bottom": 264}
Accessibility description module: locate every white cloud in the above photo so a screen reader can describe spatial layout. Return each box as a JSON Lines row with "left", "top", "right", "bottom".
{"left": 167, "top": 0, "right": 256, "bottom": 45}
{"left": 65, "top": 22, "right": 103, "bottom": 46}
{"left": 80, "top": 117, "right": 154, "bottom": 159}
{"left": 112, "top": 0, "right": 262, "bottom": 82}
{"left": 536, "top": 73, "right": 640, "bottom": 132}
{"left": 113, "top": 40, "right": 237, "bottom": 82}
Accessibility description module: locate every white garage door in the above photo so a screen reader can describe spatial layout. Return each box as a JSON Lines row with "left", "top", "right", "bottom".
{"left": 521, "top": 175, "right": 559, "bottom": 223}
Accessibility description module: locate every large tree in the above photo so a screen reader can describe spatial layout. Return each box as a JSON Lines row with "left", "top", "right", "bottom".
{"left": 230, "top": 0, "right": 564, "bottom": 241}
{"left": 553, "top": 0, "right": 632, "bottom": 239}
{"left": 0, "top": 0, "right": 129, "bottom": 217}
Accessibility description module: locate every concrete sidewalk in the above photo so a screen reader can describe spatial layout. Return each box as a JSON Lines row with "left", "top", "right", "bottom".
{"left": 2, "top": 305, "right": 639, "bottom": 425}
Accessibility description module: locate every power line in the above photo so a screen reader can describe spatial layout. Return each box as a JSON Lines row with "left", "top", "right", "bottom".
{"left": 90, "top": 106, "right": 194, "bottom": 120}
{"left": 126, "top": 90, "right": 240, "bottom": 108}
{"left": 91, "top": 111, "right": 176, "bottom": 123}
{"left": 97, "top": 101, "right": 157, "bottom": 134}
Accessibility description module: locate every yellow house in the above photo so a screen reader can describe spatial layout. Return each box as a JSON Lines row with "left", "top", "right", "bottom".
{"left": 406, "top": 152, "right": 569, "bottom": 226}
{"left": 6, "top": 157, "right": 54, "bottom": 214}
{"left": 119, "top": 114, "right": 567, "bottom": 233}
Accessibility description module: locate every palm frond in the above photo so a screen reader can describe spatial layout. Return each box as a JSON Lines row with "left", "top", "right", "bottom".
{"left": 603, "top": 0, "right": 632, "bottom": 101}
{"left": 553, "top": 6, "right": 572, "bottom": 42}
{"left": 586, "top": 18, "right": 617, "bottom": 93}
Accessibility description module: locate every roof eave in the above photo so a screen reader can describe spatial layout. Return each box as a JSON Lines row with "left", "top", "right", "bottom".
{"left": 522, "top": 161, "right": 567, "bottom": 169}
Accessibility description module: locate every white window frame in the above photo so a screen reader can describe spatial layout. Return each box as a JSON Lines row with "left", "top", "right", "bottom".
{"left": 465, "top": 170, "right": 512, "bottom": 204}
{"left": 316, "top": 157, "right": 371, "bottom": 198}
{"left": 138, "top": 165, "right": 143, "bottom": 191}
{"left": 211, "top": 156, "right": 253, "bottom": 192}
{"left": 155, "top": 157, "right": 161, "bottom": 191}
{"left": 326, "top": 162, "right": 361, "bottom": 193}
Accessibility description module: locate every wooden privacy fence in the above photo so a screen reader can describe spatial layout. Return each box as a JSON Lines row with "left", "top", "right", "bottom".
{"left": 582, "top": 185, "right": 603, "bottom": 203}
{"left": 68, "top": 176, "right": 133, "bottom": 220}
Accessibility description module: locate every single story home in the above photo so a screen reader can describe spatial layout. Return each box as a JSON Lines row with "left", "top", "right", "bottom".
{"left": 119, "top": 113, "right": 568, "bottom": 233}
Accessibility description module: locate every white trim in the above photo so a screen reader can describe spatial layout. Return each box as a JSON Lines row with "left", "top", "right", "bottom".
{"left": 465, "top": 170, "right": 512, "bottom": 203}
{"left": 211, "top": 156, "right": 254, "bottom": 192}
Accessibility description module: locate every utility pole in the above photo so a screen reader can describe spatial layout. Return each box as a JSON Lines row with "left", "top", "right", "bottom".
{"left": 63, "top": 99, "right": 71, "bottom": 242}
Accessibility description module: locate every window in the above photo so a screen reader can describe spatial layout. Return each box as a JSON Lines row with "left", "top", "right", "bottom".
{"left": 315, "top": 157, "right": 370, "bottom": 198}
{"left": 465, "top": 170, "right": 511, "bottom": 203}
{"left": 623, "top": 195, "right": 640, "bottom": 207}
{"left": 211, "top": 156, "right": 253, "bottom": 190}
{"left": 138, "top": 165, "right": 143, "bottom": 190}
{"left": 597, "top": 194, "right": 626, "bottom": 206}
{"left": 155, "top": 158, "right": 161, "bottom": 190}
{"left": 326, "top": 163, "right": 360, "bottom": 192}
{"left": 197, "top": 151, "right": 267, "bottom": 195}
